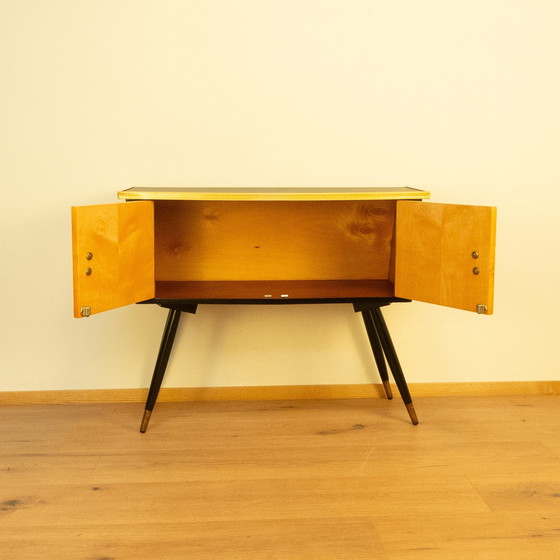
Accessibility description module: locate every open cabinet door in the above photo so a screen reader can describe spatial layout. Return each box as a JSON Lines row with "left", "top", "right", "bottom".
{"left": 395, "top": 201, "right": 496, "bottom": 314}
{"left": 72, "top": 202, "right": 155, "bottom": 317}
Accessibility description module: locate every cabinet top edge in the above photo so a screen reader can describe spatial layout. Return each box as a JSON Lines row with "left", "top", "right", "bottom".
{"left": 117, "top": 187, "right": 431, "bottom": 201}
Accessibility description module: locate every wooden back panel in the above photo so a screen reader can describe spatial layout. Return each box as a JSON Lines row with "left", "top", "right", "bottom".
{"left": 154, "top": 200, "right": 396, "bottom": 281}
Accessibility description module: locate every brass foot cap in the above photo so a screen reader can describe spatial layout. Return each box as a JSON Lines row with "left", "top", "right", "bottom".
{"left": 382, "top": 380, "right": 393, "bottom": 400}
{"left": 406, "top": 403, "right": 419, "bottom": 425}
{"left": 140, "top": 410, "right": 152, "bottom": 433}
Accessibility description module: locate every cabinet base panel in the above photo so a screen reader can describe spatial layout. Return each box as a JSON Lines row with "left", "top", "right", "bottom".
{"left": 154, "top": 279, "right": 395, "bottom": 301}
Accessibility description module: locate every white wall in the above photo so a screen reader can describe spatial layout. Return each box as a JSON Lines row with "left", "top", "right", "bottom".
{"left": 1, "top": 0, "right": 559, "bottom": 392}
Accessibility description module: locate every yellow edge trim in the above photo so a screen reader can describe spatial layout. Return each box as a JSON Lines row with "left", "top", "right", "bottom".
{"left": 1, "top": 382, "right": 559, "bottom": 405}
{"left": 117, "top": 190, "right": 431, "bottom": 202}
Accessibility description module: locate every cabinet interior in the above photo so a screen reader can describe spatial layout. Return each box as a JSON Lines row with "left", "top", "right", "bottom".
{"left": 152, "top": 200, "right": 398, "bottom": 300}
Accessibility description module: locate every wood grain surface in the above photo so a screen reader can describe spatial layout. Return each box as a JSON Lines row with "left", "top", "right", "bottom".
{"left": 1, "top": 395, "right": 559, "bottom": 558}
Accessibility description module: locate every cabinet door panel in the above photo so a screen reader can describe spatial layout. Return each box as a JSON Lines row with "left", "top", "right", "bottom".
{"left": 72, "top": 202, "right": 154, "bottom": 317}
{"left": 395, "top": 201, "right": 496, "bottom": 314}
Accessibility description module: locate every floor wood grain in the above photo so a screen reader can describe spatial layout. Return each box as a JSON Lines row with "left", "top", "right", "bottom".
{"left": 1, "top": 396, "right": 560, "bottom": 559}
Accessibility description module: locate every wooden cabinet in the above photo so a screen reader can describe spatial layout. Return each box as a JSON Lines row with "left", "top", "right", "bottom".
{"left": 72, "top": 187, "right": 496, "bottom": 317}
{"left": 72, "top": 187, "right": 496, "bottom": 430}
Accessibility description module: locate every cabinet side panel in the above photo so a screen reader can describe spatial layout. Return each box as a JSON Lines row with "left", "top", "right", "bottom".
{"left": 71, "top": 202, "right": 154, "bottom": 317}
{"left": 395, "top": 201, "right": 496, "bottom": 314}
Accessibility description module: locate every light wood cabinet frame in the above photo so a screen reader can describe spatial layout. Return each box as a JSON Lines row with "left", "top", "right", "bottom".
{"left": 71, "top": 187, "right": 496, "bottom": 317}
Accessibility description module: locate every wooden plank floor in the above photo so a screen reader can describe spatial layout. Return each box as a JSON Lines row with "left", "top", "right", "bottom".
{"left": 1, "top": 395, "right": 560, "bottom": 559}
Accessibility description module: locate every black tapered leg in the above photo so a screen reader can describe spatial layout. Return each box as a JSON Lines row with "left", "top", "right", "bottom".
{"left": 370, "top": 307, "right": 418, "bottom": 425}
{"left": 361, "top": 311, "right": 393, "bottom": 399}
{"left": 140, "top": 308, "right": 182, "bottom": 433}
